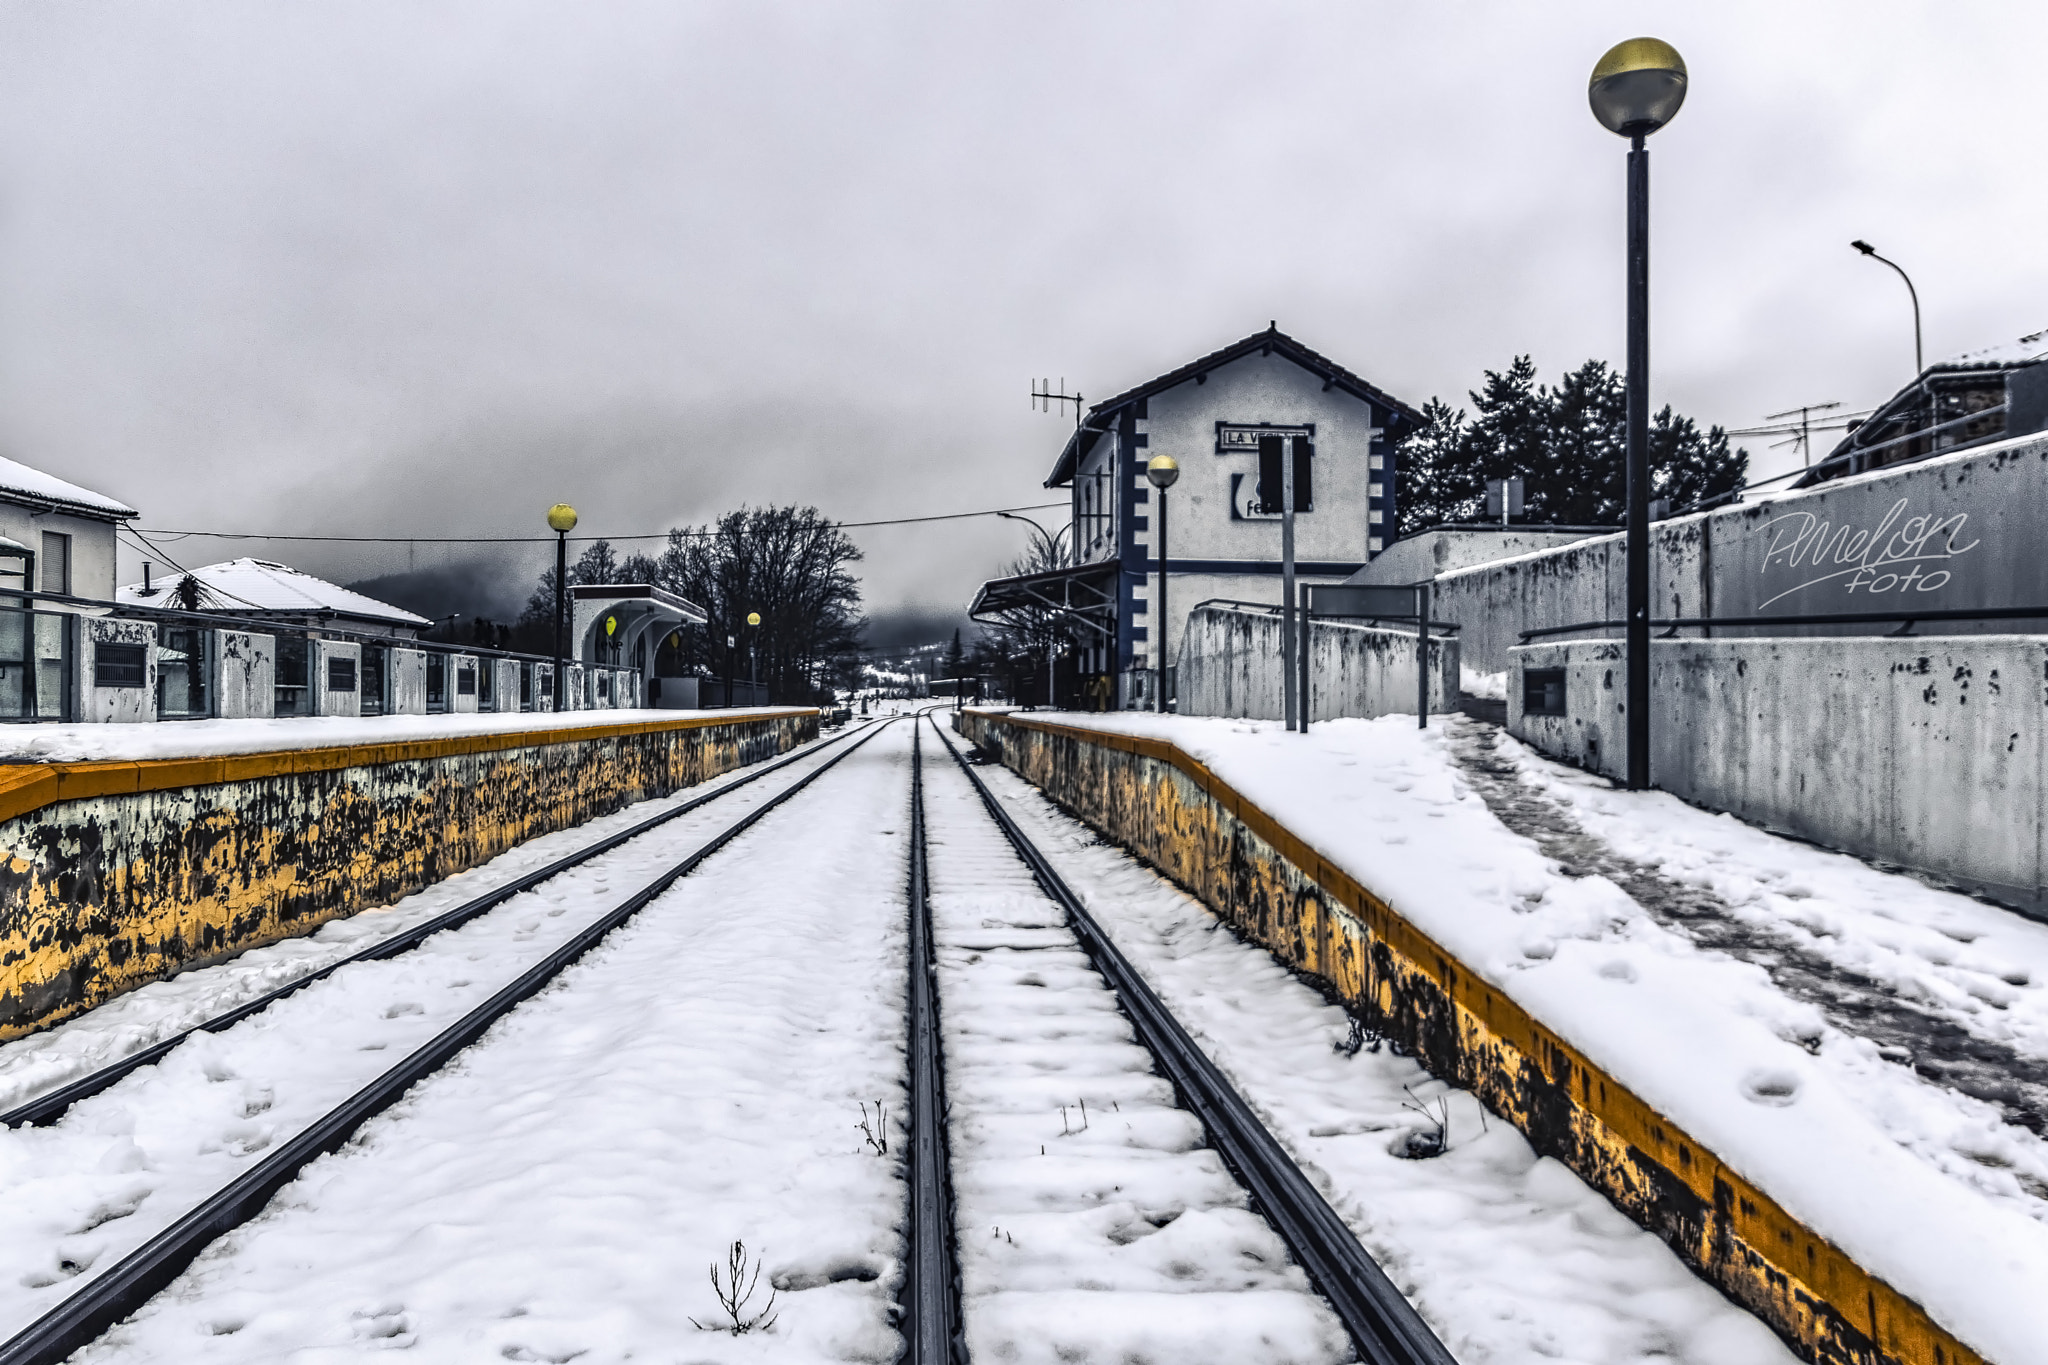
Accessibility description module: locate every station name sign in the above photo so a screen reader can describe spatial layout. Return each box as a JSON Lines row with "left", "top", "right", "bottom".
{"left": 1214, "top": 423, "right": 1312, "bottom": 455}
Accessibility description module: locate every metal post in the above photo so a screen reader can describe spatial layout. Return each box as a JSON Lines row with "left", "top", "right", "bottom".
{"left": 1625, "top": 134, "right": 1651, "bottom": 789}
{"left": 1155, "top": 486, "right": 1168, "bottom": 712}
{"left": 1299, "top": 591, "right": 1311, "bottom": 733}
{"left": 1047, "top": 638, "right": 1055, "bottom": 708}
{"left": 1281, "top": 436, "right": 1298, "bottom": 732}
{"left": 552, "top": 530, "right": 567, "bottom": 713}
{"left": 1416, "top": 579, "right": 1431, "bottom": 730}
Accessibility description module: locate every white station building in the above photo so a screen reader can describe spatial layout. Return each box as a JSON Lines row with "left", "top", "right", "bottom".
{"left": 972, "top": 325, "right": 1421, "bottom": 707}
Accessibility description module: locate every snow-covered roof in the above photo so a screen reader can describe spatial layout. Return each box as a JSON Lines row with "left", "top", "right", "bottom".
{"left": 0, "top": 454, "right": 137, "bottom": 521}
{"left": 1931, "top": 327, "right": 2048, "bottom": 372}
{"left": 117, "top": 558, "right": 432, "bottom": 628}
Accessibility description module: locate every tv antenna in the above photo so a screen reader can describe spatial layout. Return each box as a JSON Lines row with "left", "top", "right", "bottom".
{"left": 1729, "top": 401, "right": 1868, "bottom": 468}
{"left": 1031, "top": 378, "right": 1085, "bottom": 428}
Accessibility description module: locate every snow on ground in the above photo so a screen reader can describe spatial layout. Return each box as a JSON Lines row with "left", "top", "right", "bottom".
{"left": 1459, "top": 667, "right": 1507, "bottom": 702}
{"left": 0, "top": 706, "right": 815, "bottom": 764}
{"left": 941, "top": 720, "right": 1794, "bottom": 1365}
{"left": 1496, "top": 724, "right": 2048, "bottom": 1075}
{"left": 977, "top": 710, "right": 2047, "bottom": 1365}
{"left": 0, "top": 727, "right": 856, "bottom": 1115}
{"left": 919, "top": 727, "right": 1346, "bottom": 1365}
{"left": 0, "top": 726, "right": 896, "bottom": 1356}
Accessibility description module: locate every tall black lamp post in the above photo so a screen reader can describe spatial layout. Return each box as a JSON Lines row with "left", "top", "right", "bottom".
{"left": 1851, "top": 240, "right": 1923, "bottom": 376}
{"left": 746, "top": 611, "right": 761, "bottom": 698}
{"left": 1145, "top": 454, "right": 1179, "bottom": 712}
{"left": 547, "top": 502, "right": 578, "bottom": 712}
{"left": 1589, "top": 37, "right": 1687, "bottom": 792}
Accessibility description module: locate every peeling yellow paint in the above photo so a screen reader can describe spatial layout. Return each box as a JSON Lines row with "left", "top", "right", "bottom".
{"left": 0, "top": 712, "right": 818, "bottom": 1039}
{"left": 961, "top": 710, "right": 1987, "bottom": 1365}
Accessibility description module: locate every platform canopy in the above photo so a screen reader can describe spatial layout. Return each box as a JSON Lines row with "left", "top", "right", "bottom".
{"left": 968, "top": 561, "right": 1117, "bottom": 639}
{"left": 572, "top": 583, "right": 709, "bottom": 671}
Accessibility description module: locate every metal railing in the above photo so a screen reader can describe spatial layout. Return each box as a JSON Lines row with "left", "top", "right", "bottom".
{"left": 1518, "top": 603, "right": 2048, "bottom": 643}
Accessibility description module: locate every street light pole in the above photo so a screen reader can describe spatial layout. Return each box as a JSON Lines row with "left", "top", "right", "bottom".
{"left": 1590, "top": 37, "right": 1686, "bottom": 792}
{"left": 1281, "top": 438, "right": 1298, "bottom": 732}
{"left": 746, "top": 611, "right": 761, "bottom": 700}
{"left": 546, "top": 503, "right": 578, "bottom": 712}
{"left": 1145, "top": 455, "right": 1179, "bottom": 713}
{"left": 995, "top": 509, "right": 1071, "bottom": 709}
{"left": 1851, "top": 240, "right": 1924, "bottom": 375}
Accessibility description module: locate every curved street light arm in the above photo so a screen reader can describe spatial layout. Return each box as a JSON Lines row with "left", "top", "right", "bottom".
{"left": 1852, "top": 241, "right": 1924, "bottom": 375}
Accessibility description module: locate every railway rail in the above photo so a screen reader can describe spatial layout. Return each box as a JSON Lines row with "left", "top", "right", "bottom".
{"left": 1, "top": 717, "right": 874, "bottom": 1131}
{"left": 910, "top": 714, "right": 1455, "bottom": 1365}
{"left": 0, "top": 716, "right": 892, "bottom": 1365}
{"left": 0, "top": 708, "right": 1457, "bottom": 1362}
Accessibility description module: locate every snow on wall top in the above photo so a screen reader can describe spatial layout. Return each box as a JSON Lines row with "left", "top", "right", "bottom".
{"left": 117, "top": 557, "right": 432, "bottom": 627}
{"left": 0, "top": 454, "right": 138, "bottom": 521}
{"left": 1934, "top": 327, "right": 2048, "bottom": 371}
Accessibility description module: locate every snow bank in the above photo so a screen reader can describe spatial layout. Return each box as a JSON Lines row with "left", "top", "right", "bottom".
{"left": 0, "top": 707, "right": 814, "bottom": 765}
{"left": 982, "top": 710, "right": 2048, "bottom": 1364}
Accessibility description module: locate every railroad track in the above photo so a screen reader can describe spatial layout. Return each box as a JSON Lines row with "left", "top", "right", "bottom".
{"left": 908, "top": 714, "right": 1455, "bottom": 1365}
{"left": 0, "top": 708, "right": 1455, "bottom": 1362}
{"left": 0, "top": 715, "right": 895, "bottom": 1365}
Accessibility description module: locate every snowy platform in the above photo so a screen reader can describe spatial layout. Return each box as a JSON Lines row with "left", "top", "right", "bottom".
{"left": 963, "top": 708, "right": 2048, "bottom": 1365}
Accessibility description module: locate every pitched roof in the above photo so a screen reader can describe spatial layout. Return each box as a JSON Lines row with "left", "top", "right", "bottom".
{"left": 116, "top": 557, "right": 432, "bottom": 628}
{"left": 0, "top": 454, "right": 138, "bottom": 520}
{"left": 1045, "top": 324, "right": 1424, "bottom": 487}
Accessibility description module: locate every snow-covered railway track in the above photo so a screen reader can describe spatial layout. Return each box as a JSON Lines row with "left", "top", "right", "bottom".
{"left": 913, "top": 716, "right": 1456, "bottom": 1365}
{"left": 2, "top": 718, "right": 876, "bottom": 1132}
{"left": 0, "top": 717, "right": 894, "bottom": 1365}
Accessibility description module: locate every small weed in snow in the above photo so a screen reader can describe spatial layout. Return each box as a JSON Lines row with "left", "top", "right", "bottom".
{"left": 690, "top": 1240, "right": 779, "bottom": 1336}
{"left": 856, "top": 1100, "right": 889, "bottom": 1156}
{"left": 1395, "top": 1086, "right": 1451, "bottom": 1160}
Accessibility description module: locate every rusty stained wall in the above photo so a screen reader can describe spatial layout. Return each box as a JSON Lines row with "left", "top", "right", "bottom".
{"left": 957, "top": 710, "right": 1988, "bottom": 1365}
{"left": 0, "top": 712, "right": 815, "bottom": 1038}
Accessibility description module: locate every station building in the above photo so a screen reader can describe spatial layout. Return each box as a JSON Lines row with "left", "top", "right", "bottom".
{"left": 971, "top": 325, "right": 1420, "bottom": 707}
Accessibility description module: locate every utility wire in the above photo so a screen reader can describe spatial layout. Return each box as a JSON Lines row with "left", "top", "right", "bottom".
{"left": 135, "top": 501, "right": 1070, "bottom": 547}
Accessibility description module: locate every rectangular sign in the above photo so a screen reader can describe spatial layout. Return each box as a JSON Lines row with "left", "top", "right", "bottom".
{"left": 1216, "top": 423, "right": 1312, "bottom": 454}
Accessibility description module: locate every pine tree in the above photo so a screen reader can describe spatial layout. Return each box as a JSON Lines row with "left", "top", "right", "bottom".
{"left": 1396, "top": 356, "right": 1747, "bottom": 535}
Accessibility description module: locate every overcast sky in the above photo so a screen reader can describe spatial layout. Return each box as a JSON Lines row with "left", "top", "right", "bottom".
{"left": 0, "top": 1, "right": 2041, "bottom": 630}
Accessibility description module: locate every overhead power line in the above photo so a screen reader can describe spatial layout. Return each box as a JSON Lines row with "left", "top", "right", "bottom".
{"left": 134, "top": 501, "right": 1071, "bottom": 547}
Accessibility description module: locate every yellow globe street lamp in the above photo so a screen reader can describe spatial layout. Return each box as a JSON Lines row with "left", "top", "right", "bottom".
{"left": 547, "top": 503, "right": 578, "bottom": 711}
{"left": 745, "top": 612, "right": 761, "bottom": 697}
{"left": 1589, "top": 37, "right": 1685, "bottom": 791}
{"left": 1145, "top": 455, "right": 1180, "bottom": 712}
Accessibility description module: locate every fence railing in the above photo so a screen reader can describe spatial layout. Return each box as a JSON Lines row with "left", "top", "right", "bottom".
{"left": 0, "top": 589, "right": 664, "bottom": 725}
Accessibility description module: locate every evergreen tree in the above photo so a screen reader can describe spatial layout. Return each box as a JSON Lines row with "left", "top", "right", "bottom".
{"left": 1396, "top": 356, "right": 1747, "bottom": 534}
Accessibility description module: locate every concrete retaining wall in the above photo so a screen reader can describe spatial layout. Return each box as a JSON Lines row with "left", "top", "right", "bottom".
{"left": 1434, "top": 430, "right": 2048, "bottom": 674}
{"left": 0, "top": 710, "right": 817, "bottom": 1037}
{"left": 1509, "top": 635, "right": 2048, "bottom": 914}
{"left": 956, "top": 708, "right": 1983, "bottom": 1365}
{"left": 1177, "top": 605, "right": 1459, "bottom": 722}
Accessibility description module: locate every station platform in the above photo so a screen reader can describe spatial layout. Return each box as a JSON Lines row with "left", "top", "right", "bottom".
{"left": 957, "top": 706, "right": 2045, "bottom": 1365}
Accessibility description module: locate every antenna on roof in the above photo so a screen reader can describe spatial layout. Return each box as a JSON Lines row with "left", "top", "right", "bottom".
{"left": 1031, "top": 377, "right": 1085, "bottom": 429}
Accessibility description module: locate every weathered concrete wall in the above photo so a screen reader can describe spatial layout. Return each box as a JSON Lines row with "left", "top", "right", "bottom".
{"left": 81, "top": 618, "right": 156, "bottom": 723}
{"left": 216, "top": 631, "right": 274, "bottom": 719}
{"left": 1177, "top": 604, "right": 1458, "bottom": 721}
{"left": 1432, "top": 430, "right": 2048, "bottom": 674}
{"left": 0, "top": 710, "right": 817, "bottom": 1038}
{"left": 1508, "top": 635, "right": 2048, "bottom": 914}
{"left": 1346, "top": 525, "right": 1604, "bottom": 586}
{"left": 316, "top": 640, "right": 361, "bottom": 718}
{"left": 390, "top": 648, "right": 427, "bottom": 715}
{"left": 956, "top": 709, "right": 1984, "bottom": 1365}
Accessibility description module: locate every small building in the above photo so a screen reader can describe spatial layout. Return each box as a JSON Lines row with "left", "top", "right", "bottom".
{"left": 571, "top": 583, "right": 710, "bottom": 708}
{"left": 118, "top": 557, "right": 433, "bottom": 637}
{"left": 0, "top": 454, "right": 137, "bottom": 601}
{"left": 970, "top": 324, "right": 1420, "bottom": 707}
{"left": 1801, "top": 329, "right": 2048, "bottom": 485}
